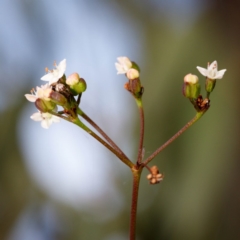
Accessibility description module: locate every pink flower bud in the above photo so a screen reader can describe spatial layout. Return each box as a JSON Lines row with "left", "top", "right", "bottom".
{"left": 126, "top": 68, "right": 140, "bottom": 80}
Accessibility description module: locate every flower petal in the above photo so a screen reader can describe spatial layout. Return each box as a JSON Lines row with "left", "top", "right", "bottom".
{"left": 51, "top": 115, "right": 61, "bottom": 123}
{"left": 196, "top": 66, "right": 208, "bottom": 77}
{"left": 30, "top": 112, "right": 43, "bottom": 121}
{"left": 215, "top": 69, "right": 227, "bottom": 79}
{"left": 41, "top": 73, "right": 53, "bottom": 81}
{"left": 115, "top": 63, "right": 125, "bottom": 74}
{"left": 57, "top": 59, "right": 66, "bottom": 73}
{"left": 41, "top": 119, "right": 50, "bottom": 129}
{"left": 25, "top": 94, "right": 37, "bottom": 102}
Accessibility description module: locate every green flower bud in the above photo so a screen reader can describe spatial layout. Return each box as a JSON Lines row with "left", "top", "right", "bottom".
{"left": 126, "top": 69, "right": 140, "bottom": 80}
{"left": 182, "top": 74, "right": 201, "bottom": 99}
{"left": 66, "top": 73, "right": 87, "bottom": 95}
{"left": 35, "top": 98, "right": 56, "bottom": 112}
{"left": 49, "top": 91, "right": 68, "bottom": 107}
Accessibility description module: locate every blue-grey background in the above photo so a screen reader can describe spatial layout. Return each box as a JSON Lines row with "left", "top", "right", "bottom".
{"left": 0, "top": 0, "right": 239, "bottom": 239}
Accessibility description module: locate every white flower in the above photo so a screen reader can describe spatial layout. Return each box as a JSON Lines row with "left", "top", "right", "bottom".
{"left": 30, "top": 111, "right": 60, "bottom": 129}
{"left": 41, "top": 59, "right": 66, "bottom": 84}
{"left": 196, "top": 61, "right": 226, "bottom": 80}
{"left": 25, "top": 83, "right": 52, "bottom": 102}
{"left": 115, "top": 57, "right": 132, "bottom": 74}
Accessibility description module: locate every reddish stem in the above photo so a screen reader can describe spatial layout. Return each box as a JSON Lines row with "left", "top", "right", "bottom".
{"left": 80, "top": 111, "right": 129, "bottom": 160}
{"left": 136, "top": 98, "right": 144, "bottom": 164}
{"left": 129, "top": 166, "right": 142, "bottom": 240}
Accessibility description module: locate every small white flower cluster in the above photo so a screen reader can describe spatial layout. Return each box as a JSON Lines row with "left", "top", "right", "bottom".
{"left": 183, "top": 60, "right": 226, "bottom": 107}
{"left": 115, "top": 57, "right": 139, "bottom": 80}
{"left": 184, "top": 60, "right": 226, "bottom": 84}
{"left": 25, "top": 59, "right": 67, "bottom": 129}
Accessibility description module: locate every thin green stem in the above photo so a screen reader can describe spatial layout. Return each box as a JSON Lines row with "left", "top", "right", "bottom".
{"left": 73, "top": 117, "right": 134, "bottom": 168}
{"left": 129, "top": 166, "right": 143, "bottom": 240}
{"left": 143, "top": 111, "right": 206, "bottom": 166}
{"left": 135, "top": 98, "right": 144, "bottom": 164}
{"left": 77, "top": 108, "right": 130, "bottom": 161}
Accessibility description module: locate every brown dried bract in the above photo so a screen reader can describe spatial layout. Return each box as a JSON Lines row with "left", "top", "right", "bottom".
{"left": 146, "top": 165, "right": 164, "bottom": 185}
{"left": 196, "top": 95, "right": 210, "bottom": 111}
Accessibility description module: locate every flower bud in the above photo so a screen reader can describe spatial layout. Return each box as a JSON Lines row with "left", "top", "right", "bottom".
{"left": 66, "top": 73, "right": 87, "bottom": 95}
{"left": 205, "top": 78, "right": 216, "bottom": 93}
{"left": 66, "top": 73, "right": 80, "bottom": 86}
{"left": 184, "top": 74, "right": 199, "bottom": 84}
{"left": 49, "top": 91, "right": 68, "bottom": 107}
{"left": 35, "top": 98, "right": 56, "bottom": 112}
{"left": 126, "top": 68, "right": 140, "bottom": 80}
{"left": 182, "top": 74, "right": 201, "bottom": 99}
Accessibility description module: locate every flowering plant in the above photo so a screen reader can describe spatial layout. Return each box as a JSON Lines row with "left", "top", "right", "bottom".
{"left": 25, "top": 58, "right": 226, "bottom": 239}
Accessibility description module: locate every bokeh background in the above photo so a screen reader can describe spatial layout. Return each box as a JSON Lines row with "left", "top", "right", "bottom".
{"left": 0, "top": 0, "right": 239, "bottom": 239}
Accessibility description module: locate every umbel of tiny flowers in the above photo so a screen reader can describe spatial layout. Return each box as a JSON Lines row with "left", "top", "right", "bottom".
{"left": 197, "top": 60, "right": 227, "bottom": 93}
{"left": 41, "top": 59, "right": 66, "bottom": 85}
{"left": 25, "top": 59, "right": 78, "bottom": 128}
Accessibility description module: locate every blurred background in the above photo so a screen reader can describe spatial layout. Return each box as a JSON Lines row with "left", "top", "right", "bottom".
{"left": 0, "top": 0, "right": 239, "bottom": 239}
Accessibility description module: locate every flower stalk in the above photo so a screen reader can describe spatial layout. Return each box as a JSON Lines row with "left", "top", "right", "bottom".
{"left": 77, "top": 108, "right": 130, "bottom": 161}
{"left": 72, "top": 117, "right": 134, "bottom": 168}
{"left": 135, "top": 98, "right": 144, "bottom": 164}
{"left": 143, "top": 111, "right": 207, "bottom": 166}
